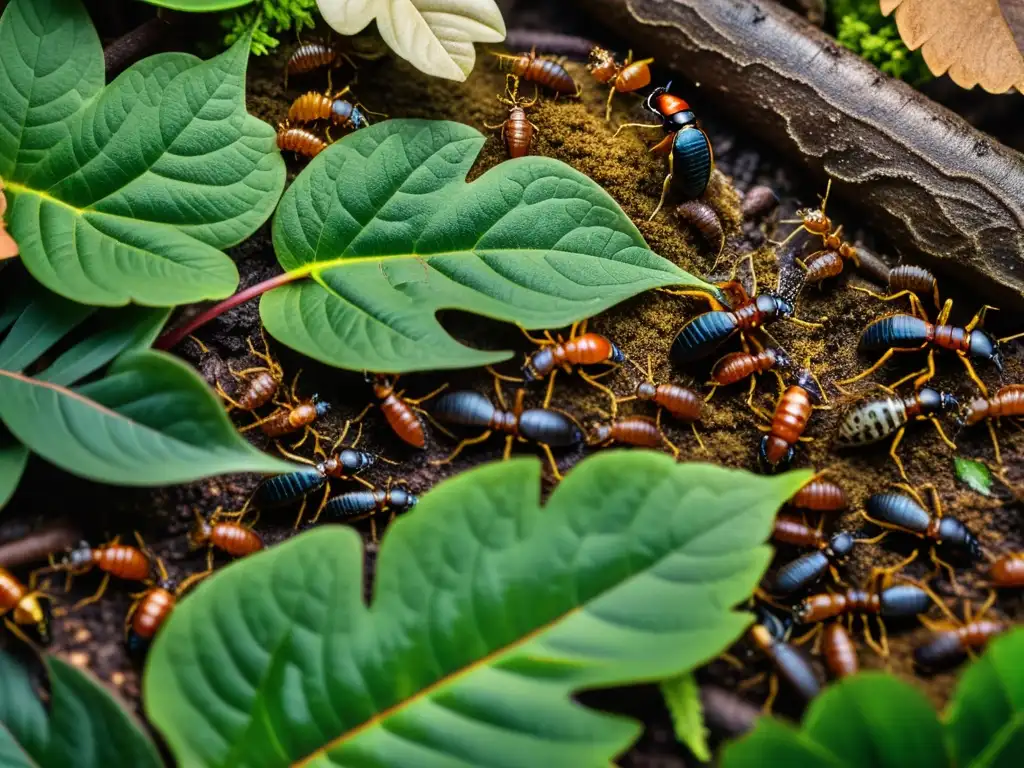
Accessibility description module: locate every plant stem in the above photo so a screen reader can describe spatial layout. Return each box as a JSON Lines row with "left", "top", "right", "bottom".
{"left": 154, "top": 271, "right": 304, "bottom": 351}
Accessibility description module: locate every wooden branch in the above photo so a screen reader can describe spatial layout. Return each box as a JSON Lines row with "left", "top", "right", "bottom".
{"left": 576, "top": 0, "right": 1024, "bottom": 307}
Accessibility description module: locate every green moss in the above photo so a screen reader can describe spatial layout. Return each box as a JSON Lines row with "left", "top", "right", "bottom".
{"left": 829, "top": 0, "right": 932, "bottom": 85}
{"left": 222, "top": 0, "right": 318, "bottom": 55}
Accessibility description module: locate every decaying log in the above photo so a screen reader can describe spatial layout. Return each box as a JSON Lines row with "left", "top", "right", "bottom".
{"left": 576, "top": 0, "right": 1024, "bottom": 308}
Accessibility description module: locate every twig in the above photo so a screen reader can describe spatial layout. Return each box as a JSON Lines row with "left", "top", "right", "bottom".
{"left": 154, "top": 271, "right": 303, "bottom": 351}
{"left": 104, "top": 15, "right": 172, "bottom": 76}
{"left": 503, "top": 30, "right": 597, "bottom": 59}
{"left": 0, "top": 521, "right": 81, "bottom": 569}
{"left": 576, "top": 0, "right": 1024, "bottom": 308}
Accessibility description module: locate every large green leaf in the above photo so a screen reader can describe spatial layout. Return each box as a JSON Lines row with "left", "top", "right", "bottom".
{"left": 0, "top": 651, "right": 161, "bottom": 768}
{"left": 145, "top": 452, "right": 808, "bottom": 767}
{"left": 0, "top": 350, "right": 293, "bottom": 486}
{"left": 945, "top": 628, "right": 1024, "bottom": 767}
{"left": 0, "top": 0, "right": 285, "bottom": 306}
{"left": 261, "top": 119, "right": 718, "bottom": 372}
{"left": 0, "top": 275, "right": 294, "bottom": 501}
{"left": 722, "top": 674, "right": 950, "bottom": 767}
{"left": 141, "top": 0, "right": 255, "bottom": 9}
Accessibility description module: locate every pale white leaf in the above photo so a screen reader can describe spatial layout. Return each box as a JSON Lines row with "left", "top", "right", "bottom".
{"left": 317, "top": 0, "right": 506, "bottom": 81}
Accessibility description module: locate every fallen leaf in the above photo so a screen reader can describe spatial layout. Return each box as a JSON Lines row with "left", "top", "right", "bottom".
{"left": 881, "top": 0, "right": 1024, "bottom": 93}
{"left": 0, "top": 179, "right": 17, "bottom": 260}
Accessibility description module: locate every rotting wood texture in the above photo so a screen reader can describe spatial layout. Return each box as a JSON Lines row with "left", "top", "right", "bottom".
{"left": 576, "top": 0, "right": 1024, "bottom": 307}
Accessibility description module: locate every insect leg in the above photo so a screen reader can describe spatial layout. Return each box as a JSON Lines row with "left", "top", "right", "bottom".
{"left": 648, "top": 140, "right": 675, "bottom": 222}
{"left": 404, "top": 382, "right": 449, "bottom": 406}
{"left": 836, "top": 349, "right": 901, "bottom": 386}
{"left": 888, "top": 426, "right": 909, "bottom": 481}
{"left": 578, "top": 370, "right": 618, "bottom": 417}
{"left": 539, "top": 443, "right": 563, "bottom": 480}
{"left": 72, "top": 573, "right": 111, "bottom": 610}
{"left": 429, "top": 431, "right": 494, "bottom": 465}
{"left": 956, "top": 354, "right": 990, "bottom": 398}
{"left": 611, "top": 122, "right": 664, "bottom": 138}
{"left": 927, "top": 416, "right": 957, "bottom": 451}
{"left": 965, "top": 305, "right": 998, "bottom": 332}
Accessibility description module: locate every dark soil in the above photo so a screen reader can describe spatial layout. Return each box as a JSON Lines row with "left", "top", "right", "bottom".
{"left": 1, "top": 2, "right": 1022, "bottom": 766}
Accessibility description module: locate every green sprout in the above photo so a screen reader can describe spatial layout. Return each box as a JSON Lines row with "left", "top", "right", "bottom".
{"left": 223, "top": 0, "right": 319, "bottom": 55}
{"left": 829, "top": 0, "right": 932, "bottom": 85}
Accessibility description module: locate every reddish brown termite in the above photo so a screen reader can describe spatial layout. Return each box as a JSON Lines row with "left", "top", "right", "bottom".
{"left": 38, "top": 533, "right": 152, "bottom": 610}
{"left": 706, "top": 340, "right": 791, "bottom": 411}
{"left": 277, "top": 123, "right": 328, "bottom": 159}
{"left": 675, "top": 200, "right": 725, "bottom": 265}
{"left": 741, "top": 186, "right": 779, "bottom": 220}
{"left": 240, "top": 372, "right": 330, "bottom": 454}
{"left": 285, "top": 42, "right": 354, "bottom": 83}
{"left": 755, "top": 364, "right": 829, "bottom": 472}
{"left": 124, "top": 555, "right": 206, "bottom": 657}
{"left": 800, "top": 225, "right": 860, "bottom": 285}
{"left": 586, "top": 46, "right": 654, "bottom": 120}
{"left": 915, "top": 592, "right": 1008, "bottom": 669}
{"left": 494, "top": 47, "right": 579, "bottom": 96}
{"left": 989, "top": 552, "right": 1024, "bottom": 588}
{"left": 961, "top": 384, "right": 1024, "bottom": 467}
{"left": 490, "top": 320, "right": 625, "bottom": 411}
{"left": 370, "top": 374, "right": 448, "bottom": 449}
{"left": 483, "top": 75, "right": 539, "bottom": 159}
{"left": 788, "top": 472, "right": 848, "bottom": 514}
{"left": 615, "top": 355, "right": 705, "bottom": 451}
{"left": 188, "top": 507, "right": 264, "bottom": 570}
{"left": 776, "top": 178, "right": 836, "bottom": 247}
{"left": 588, "top": 415, "right": 680, "bottom": 458}
{"left": 212, "top": 330, "right": 283, "bottom": 413}
{"left": 856, "top": 264, "right": 941, "bottom": 315}
{"left": 822, "top": 623, "right": 859, "bottom": 679}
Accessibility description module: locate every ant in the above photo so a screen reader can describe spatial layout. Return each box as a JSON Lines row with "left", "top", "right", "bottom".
{"left": 37, "top": 533, "right": 152, "bottom": 610}
{"left": 430, "top": 379, "right": 585, "bottom": 479}
{"left": 369, "top": 373, "right": 448, "bottom": 449}
{"left": 210, "top": 330, "right": 283, "bottom": 414}
{"left": 586, "top": 46, "right": 654, "bottom": 121}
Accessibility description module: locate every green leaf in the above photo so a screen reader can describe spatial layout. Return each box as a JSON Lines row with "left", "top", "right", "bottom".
{"left": 0, "top": 651, "right": 162, "bottom": 768}
{"left": 262, "top": 119, "right": 718, "bottom": 372}
{"left": 661, "top": 672, "right": 711, "bottom": 762}
{"left": 0, "top": 429, "right": 29, "bottom": 509}
{"left": 141, "top": 0, "right": 256, "bottom": 10}
{"left": 722, "top": 673, "right": 949, "bottom": 767}
{"left": 0, "top": 350, "right": 293, "bottom": 486}
{"left": 945, "top": 627, "right": 1024, "bottom": 767}
{"left": 954, "top": 456, "right": 993, "bottom": 497}
{"left": 0, "top": 0, "right": 285, "bottom": 307}
{"left": 145, "top": 452, "right": 808, "bottom": 767}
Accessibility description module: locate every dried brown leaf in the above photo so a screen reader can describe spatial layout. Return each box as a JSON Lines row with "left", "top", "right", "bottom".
{"left": 881, "top": 0, "right": 1024, "bottom": 93}
{"left": 0, "top": 179, "right": 19, "bottom": 261}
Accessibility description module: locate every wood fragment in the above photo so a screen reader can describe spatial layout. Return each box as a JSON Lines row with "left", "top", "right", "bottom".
{"left": 0, "top": 520, "right": 81, "bottom": 569}
{"left": 577, "top": 0, "right": 1024, "bottom": 307}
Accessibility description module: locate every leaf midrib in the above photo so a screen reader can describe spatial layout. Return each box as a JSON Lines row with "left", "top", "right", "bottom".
{"left": 286, "top": 246, "right": 683, "bottom": 282}
{"left": 291, "top": 490, "right": 753, "bottom": 766}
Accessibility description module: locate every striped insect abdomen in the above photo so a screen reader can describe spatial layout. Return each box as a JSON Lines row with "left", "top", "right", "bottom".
{"left": 671, "top": 127, "right": 712, "bottom": 200}
{"left": 671, "top": 311, "right": 737, "bottom": 363}
{"left": 860, "top": 315, "right": 930, "bottom": 351}
{"left": 836, "top": 397, "right": 907, "bottom": 446}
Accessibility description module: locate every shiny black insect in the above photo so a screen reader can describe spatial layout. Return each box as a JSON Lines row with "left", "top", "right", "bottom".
{"left": 772, "top": 532, "right": 855, "bottom": 595}
{"left": 431, "top": 387, "right": 584, "bottom": 479}
{"left": 864, "top": 489, "right": 982, "bottom": 562}
{"left": 671, "top": 294, "right": 796, "bottom": 363}
{"left": 322, "top": 482, "right": 417, "bottom": 541}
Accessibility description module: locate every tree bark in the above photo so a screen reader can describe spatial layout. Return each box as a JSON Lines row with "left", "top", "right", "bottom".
{"left": 576, "top": 0, "right": 1024, "bottom": 307}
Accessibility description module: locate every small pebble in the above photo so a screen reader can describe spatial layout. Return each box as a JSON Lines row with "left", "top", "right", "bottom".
{"left": 74, "top": 627, "right": 91, "bottom": 643}
{"left": 68, "top": 651, "right": 90, "bottom": 668}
